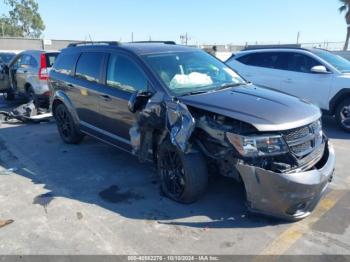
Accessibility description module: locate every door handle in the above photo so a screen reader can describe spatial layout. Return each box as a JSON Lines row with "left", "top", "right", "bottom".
{"left": 67, "top": 84, "right": 74, "bottom": 88}
{"left": 285, "top": 78, "right": 293, "bottom": 83}
{"left": 101, "top": 94, "right": 112, "bottom": 101}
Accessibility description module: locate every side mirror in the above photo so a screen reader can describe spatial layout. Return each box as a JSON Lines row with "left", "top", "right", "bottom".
{"left": 311, "top": 65, "right": 330, "bottom": 74}
{"left": 128, "top": 91, "right": 153, "bottom": 113}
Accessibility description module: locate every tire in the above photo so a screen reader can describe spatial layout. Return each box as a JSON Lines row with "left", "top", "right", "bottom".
{"left": 54, "top": 103, "right": 84, "bottom": 144}
{"left": 157, "top": 139, "right": 208, "bottom": 204}
{"left": 26, "top": 87, "right": 39, "bottom": 107}
{"left": 335, "top": 98, "right": 350, "bottom": 132}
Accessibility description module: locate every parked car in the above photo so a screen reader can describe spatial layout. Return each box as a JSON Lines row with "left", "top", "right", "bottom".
{"left": 0, "top": 52, "right": 16, "bottom": 65}
{"left": 3, "top": 50, "right": 59, "bottom": 107}
{"left": 49, "top": 42, "right": 335, "bottom": 221}
{"left": 0, "top": 52, "right": 16, "bottom": 96}
{"left": 226, "top": 47, "right": 350, "bottom": 132}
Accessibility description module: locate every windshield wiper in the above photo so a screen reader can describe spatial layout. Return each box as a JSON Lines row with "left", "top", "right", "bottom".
{"left": 215, "top": 82, "right": 245, "bottom": 91}
{"left": 183, "top": 90, "right": 211, "bottom": 96}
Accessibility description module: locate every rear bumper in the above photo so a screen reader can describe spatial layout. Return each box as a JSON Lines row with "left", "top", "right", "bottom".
{"left": 236, "top": 142, "right": 335, "bottom": 221}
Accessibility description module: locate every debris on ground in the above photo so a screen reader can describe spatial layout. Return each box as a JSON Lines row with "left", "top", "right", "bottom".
{"left": 76, "top": 212, "right": 83, "bottom": 220}
{"left": 0, "top": 101, "right": 52, "bottom": 124}
{"left": 0, "top": 167, "right": 19, "bottom": 175}
{"left": 0, "top": 219, "right": 14, "bottom": 229}
{"left": 33, "top": 192, "right": 55, "bottom": 213}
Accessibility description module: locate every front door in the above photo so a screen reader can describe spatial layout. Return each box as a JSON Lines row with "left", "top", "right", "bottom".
{"left": 278, "top": 53, "right": 333, "bottom": 110}
{"left": 97, "top": 53, "right": 149, "bottom": 143}
{"left": 0, "top": 64, "right": 10, "bottom": 92}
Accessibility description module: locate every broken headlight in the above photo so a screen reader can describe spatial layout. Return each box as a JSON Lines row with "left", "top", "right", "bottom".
{"left": 226, "top": 133, "right": 289, "bottom": 157}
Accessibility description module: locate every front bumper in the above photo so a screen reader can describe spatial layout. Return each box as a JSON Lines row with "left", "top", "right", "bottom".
{"left": 236, "top": 142, "right": 336, "bottom": 221}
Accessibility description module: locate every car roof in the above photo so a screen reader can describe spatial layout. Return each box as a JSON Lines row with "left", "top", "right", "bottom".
{"left": 19, "top": 50, "right": 60, "bottom": 55}
{"left": 235, "top": 47, "right": 322, "bottom": 56}
{"left": 63, "top": 42, "right": 198, "bottom": 56}
{"left": 0, "top": 52, "right": 16, "bottom": 55}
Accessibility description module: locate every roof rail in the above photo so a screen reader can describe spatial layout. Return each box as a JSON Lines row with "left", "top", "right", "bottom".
{"left": 130, "top": 41, "right": 176, "bottom": 45}
{"left": 243, "top": 44, "right": 302, "bottom": 51}
{"left": 67, "top": 41, "right": 120, "bottom": 47}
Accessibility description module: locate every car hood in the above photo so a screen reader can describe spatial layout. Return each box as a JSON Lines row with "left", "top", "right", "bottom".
{"left": 178, "top": 85, "right": 321, "bottom": 132}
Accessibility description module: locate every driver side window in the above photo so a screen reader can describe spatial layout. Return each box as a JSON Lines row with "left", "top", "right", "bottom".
{"left": 286, "top": 53, "right": 323, "bottom": 73}
{"left": 106, "top": 54, "right": 148, "bottom": 93}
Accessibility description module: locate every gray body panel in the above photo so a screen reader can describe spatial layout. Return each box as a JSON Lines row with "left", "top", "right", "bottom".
{"left": 179, "top": 84, "right": 322, "bottom": 132}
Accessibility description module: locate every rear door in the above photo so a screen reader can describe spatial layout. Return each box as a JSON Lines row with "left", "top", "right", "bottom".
{"left": 96, "top": 52, "right": 150, "bottom": 143}
{"left": 70, "top": 52, "right": 107, "bottom": 127}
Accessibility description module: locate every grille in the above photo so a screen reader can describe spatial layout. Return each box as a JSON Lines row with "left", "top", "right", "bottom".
{"left": 291, "top": 141, "right": 313, "bottom": 155}
{"left": 283, "top": 120, "right": 323, "bottom": 158}
{"left": 284, "top": 126, "right": 309, "bottom": 142}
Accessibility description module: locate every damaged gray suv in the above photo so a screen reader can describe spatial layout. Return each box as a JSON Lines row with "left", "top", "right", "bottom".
{"left": 49, "top": 41, "right": 335, "bottom": 221}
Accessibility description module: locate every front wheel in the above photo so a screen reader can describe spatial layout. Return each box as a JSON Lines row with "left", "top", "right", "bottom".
{"left": 157, "top": 139, "right": 208, "bottom": 204}
{"left": 54, "top": 103, "right": 84, "bottom": 144}
{"left": 335, "top": 98, "right": 350, "bottom": 132}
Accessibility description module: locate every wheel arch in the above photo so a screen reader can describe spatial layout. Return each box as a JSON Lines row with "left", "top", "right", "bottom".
{"left": 329, "top": 89, "right": 350, "bottom": 115}
{"left": 52, "top": 90, "right": 80, "bottom": 127}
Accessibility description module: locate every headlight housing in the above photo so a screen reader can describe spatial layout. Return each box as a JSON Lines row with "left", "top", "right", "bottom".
{"left": 226, "top": 133, "right": 289, "bottom": 157}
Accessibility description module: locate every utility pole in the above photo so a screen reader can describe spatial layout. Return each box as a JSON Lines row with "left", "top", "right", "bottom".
{"left": 297, "top": 31, "right": 300, "bottom": 44}
{"left": 180, "top": 33, "right": 190, "bottom": 45}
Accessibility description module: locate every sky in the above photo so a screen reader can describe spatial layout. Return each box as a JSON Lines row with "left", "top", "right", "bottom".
{"left": 0, "top": 0, "right": 347, "bottom": 45}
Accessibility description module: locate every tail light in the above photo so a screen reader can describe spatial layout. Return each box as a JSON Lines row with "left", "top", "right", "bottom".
{"left": 39, "top": 53, "right": 49, "bottom": 80}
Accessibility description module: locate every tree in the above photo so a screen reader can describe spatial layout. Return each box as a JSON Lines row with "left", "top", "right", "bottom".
{"left": 1, "top": 0, "right": 45, "bottom": 38}
{"left": 339, "top": 0, "right": 350, "bottom": 51}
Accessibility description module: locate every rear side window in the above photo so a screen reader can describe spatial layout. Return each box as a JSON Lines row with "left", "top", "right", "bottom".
{"left": 106, "top": 54, "right": 147, "bottom": 92}
{"left": 20, "top": 55, "right": 37, "bottom": 68}
{"left": 45, "top": 53, "right": 59, "bottom": 68}
{"left": 75, "top": 52, "right": 104, "bottom": 83}
{"left": 53, "top": 53, "right": 79, "bottom": 75}
{"left": 237, "top": 52, "right": 287, "bottom": 69}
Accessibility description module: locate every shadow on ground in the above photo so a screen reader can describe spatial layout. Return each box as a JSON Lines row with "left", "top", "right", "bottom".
{"left": 0, "top": 97, "right": 348, "bottom": 230}
{"left": 322, "top": 115, "right": 350, "bottom": 140}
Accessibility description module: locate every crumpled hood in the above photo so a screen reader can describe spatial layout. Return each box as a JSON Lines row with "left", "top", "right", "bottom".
{"left": 178, "top": 85, "right": 321, "bottom": 132}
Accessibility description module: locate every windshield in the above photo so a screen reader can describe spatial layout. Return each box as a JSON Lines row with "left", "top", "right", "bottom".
{"left": 0, "top": 53, "right": 15, "bottom": 64}
{"left": 312, "top": 49, "right": 350, "bottom": 73}
{"left": 143, "top": 51, "right": 246, "bottom": 95}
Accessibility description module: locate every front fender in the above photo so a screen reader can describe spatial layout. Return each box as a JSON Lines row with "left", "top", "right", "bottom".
{"left": 52, "top": 90, "right": 80, "bottom": 127}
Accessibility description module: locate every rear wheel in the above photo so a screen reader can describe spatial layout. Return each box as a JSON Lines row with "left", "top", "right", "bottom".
{"left": 335, "top": 98, "right": 350, "bottom": 132}
{"left": 26, "top": 87, "right": 39, "bottom": 107}
{"left": 157, "top": 139, "right": 208, "bottom": 204}
{"left": 54, "top": 103, "right": 84, "bottom": 144}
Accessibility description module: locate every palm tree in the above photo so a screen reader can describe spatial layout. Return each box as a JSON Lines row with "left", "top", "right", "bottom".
{"left": 339, "top": 0, "right": 350, "bottom": 50}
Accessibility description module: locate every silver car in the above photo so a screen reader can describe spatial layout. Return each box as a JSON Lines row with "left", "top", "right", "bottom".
{"left": 6, "top": 50, "right": 59, "bottom": 107}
